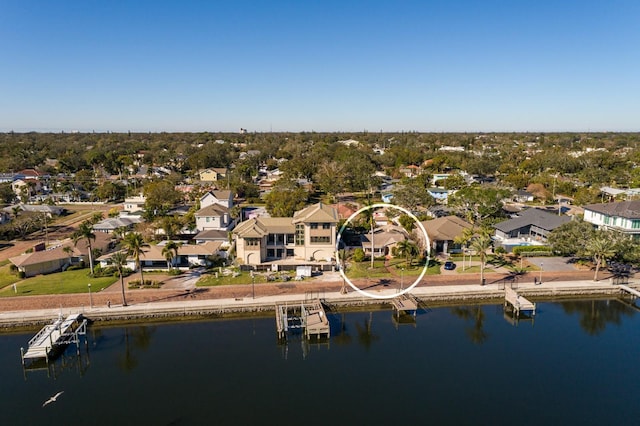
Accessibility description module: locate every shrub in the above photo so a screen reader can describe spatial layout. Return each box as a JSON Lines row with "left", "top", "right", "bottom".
{"left": 18, "top": 270, "right": 25, "bottom": 279}
{"left": 352, "top": 248, "right": 365, "bottom": 262}
{"left": 512, "top": 245, "right": 552, "bottom": 256}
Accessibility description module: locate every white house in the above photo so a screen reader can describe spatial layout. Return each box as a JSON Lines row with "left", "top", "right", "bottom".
{"left": 583, "top": 201, "right": 640, "bottom": 239}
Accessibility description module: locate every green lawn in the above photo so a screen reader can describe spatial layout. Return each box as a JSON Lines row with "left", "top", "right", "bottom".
{"left": 197, "top": 269, "right": 289, "bottom": 287}
{"left": 344, "top": 258, "right": 439, "bottom": 280}
{"left": 453, "top": 265, "right": 497, "bottom": 274}
{"left": 0, "top": 264, "right": 21, "bottom": 290}
{"left": 0, "top": 268, "right": 118, "bottom": 297}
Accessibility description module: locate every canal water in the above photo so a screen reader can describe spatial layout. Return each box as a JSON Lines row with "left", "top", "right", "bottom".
{"left": 1, "top": 299, "right": 640, "bottom": 426}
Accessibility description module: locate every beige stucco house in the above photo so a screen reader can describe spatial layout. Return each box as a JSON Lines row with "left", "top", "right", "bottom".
{"left": 233, "top": 203, "right": 338, "bottom": 267}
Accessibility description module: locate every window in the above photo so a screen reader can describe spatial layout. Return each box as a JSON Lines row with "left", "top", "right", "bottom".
{"left": 295, "top": 224, "right": 305, "bottom": 245}
{"left": 245, "top": 238, "right": 259, "bottom": 248}
{"left": 206, "top": 217, "right": 210, "bottom": 223}
{"left": 322, "top": 223, "right": 331, "bottom": 229}
{"left": 310, "top": 236, "right": 331, "bottom": 244}
{"left": 287, "top": 234, "right": 294, "bottom": 244}
{"left": 632, "top": 220, "right": 640, "bottom": 229}
{"left": 310, "top": 223, "right": 318, "bottom": 229}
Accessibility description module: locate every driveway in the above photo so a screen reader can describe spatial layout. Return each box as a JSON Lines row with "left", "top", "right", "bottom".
{"left": 527, "top": 256, "right": 580, "bottom": 272}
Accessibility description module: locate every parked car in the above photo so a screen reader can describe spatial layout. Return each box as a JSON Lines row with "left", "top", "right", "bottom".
{"left": 443, "top": 261, "right": 456, "bottom": 270}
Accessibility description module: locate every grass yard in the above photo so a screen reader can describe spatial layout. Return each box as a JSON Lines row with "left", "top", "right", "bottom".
{"left": 344, "top": 258, "right": 440, "bottom": 279}
{"left": 0, "top": 264, "right": 21, "bottom": 290}
{"left": 197, "top": 269, "right": 284, "bottom": 287}
{"left": 0, "top": 268, "right": 118, "bottom": 297}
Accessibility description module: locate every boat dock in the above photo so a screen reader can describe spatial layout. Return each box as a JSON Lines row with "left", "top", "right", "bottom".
{"left": 20, "top": 313, "right": 88, "bottom": 365}
{"left": 390, "top": 293, "right": 419, "bottom": 319}
{"left": 504, "top": 287, "right": 536, "bottom": 316}
{"left": 275, "top": 299, "right": 330, "bottom": 340}
{"left": 620, "top": 285, "right": 640, "bottom": 299}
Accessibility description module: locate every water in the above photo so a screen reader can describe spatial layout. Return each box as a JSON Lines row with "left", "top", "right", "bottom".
{"left": 2, "top": 299, "right": 640, "bottom": 426}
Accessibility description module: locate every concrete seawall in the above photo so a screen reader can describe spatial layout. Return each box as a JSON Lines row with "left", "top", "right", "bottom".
{"left": 1, "top": 279, "right": 636, "bottom": 328}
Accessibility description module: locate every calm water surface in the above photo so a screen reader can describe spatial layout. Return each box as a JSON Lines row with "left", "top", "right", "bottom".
{"left": 1, "top": 299, "right": 640, "bottom": 426}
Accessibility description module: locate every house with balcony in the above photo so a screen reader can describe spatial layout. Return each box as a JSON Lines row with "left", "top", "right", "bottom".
{"left": 583, "top": 201, "right": 640, "bottom": 239}
{"left": 232, "top": 203, "right": 338, "bottom": 269}
{"left": 193, "top": 191, "right": 235, "bottom": 241}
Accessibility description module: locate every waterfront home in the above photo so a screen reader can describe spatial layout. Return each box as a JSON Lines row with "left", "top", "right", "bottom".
{"left": 416, "top": 216, "right": 473, "bottom": 255}
{"left": 583, "top": 200, "right": 640, "bottom": 239}
{"left": 493, "top": 208, "right": 570, "bottom": 250}
{"left": 233, "top": 203, "right": 338, "bottom": 268}
{"left": 10, "top": 233, "right": 113, "bottom": 277}
{"left": 360, "top": 225, "right": 409, "bottom": 258}
{"left": 98, "top": 241, "right": 226, "bottom": 271}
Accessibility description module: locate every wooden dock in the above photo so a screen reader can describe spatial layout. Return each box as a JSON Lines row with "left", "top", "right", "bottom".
{"left": 275, "top": 299, "right": 330, "bottom": 340}
{"left": 504, "top": 287, "right": 536, "bottom": 316}
{"left": 21, "top": 313, "right": 88, "bottom": 365}
{"left": 620, "top": 285, "right": 640, "bottom": 298}
{"left": 390, "top": 294, "right": 419, "bottom": 319}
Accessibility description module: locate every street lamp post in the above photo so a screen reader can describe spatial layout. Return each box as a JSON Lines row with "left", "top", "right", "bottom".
{"left": 251, "top": 273, "right": 255, "bottom": 299}
{"left": 88, "top": 283, "right": 93, "bottom": 308}
{"left": 539, "top": 263, "right": 543, "bottom": 285}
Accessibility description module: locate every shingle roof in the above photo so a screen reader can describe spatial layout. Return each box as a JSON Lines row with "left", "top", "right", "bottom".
{"left": 494, "top": 208, "right": 570, "bottom": 233}
{"left": 195, "top": 203, "right": 229, "bottom": 216}
{"left": 584, "top": 201, "right": 640, "bottom": 219}
{"left": 420, "top": 216, "right": 472, "bottom": 241}
{"left": 194, "top": 229, "right": 229, "bottom": 241}
{"left": 292, "top": 203, "right": 338, "bottom": 224}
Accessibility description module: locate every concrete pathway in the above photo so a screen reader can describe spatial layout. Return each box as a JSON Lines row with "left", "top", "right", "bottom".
{"left": 1, "top": 277, "right": 635, "bottom": 326}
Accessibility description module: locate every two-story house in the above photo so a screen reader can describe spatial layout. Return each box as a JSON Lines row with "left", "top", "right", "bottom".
{"left": 194, "top": 190, "right": 234, "bottom": 232}
{"left": 233, "top": 203, "right": 338, "bottom": 267}
{"left": 583, "top": 201, "right": 640, "bottom": 239}
{"left": 199, "top": 168, "right": 228, "bottom": 183}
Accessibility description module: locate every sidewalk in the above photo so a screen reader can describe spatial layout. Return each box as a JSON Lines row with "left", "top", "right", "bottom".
{"left": 1, "top": 277, "right": 634, "bottom": 327}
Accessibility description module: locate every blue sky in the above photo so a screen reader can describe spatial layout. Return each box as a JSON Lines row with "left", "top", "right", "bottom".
{"left": 1, "top": 0, "right": 639, "bottom": 132}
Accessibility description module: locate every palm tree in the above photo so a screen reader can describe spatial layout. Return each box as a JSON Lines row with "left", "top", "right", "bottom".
{"left": 454, "top": 226, "right": 475, "bottom": 271}
{"left": 162, "top": 240, "right": 181, "bottom": 271}
{"left": 111, "top": 251, "right": 128, "bottom": 306}
{"left": 72, "top": 220, "right": 96, "bottom": 275}
{"left": 583, "top": 231, "right": 617, "bottom": 281}
{"left": 123, "top": 232, "right": 147, "bottom": 285}
{"left": 62, "top": 246, "right": 74, "bottom": 268}
{"left": 396, "top": 239, "right": 419, "bottom": 268}
{"left": 470, "top": 233, "right": 492, "bottom": 285}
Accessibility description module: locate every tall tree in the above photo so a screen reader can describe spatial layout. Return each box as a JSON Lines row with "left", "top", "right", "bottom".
{"left": 111, "top": 251, "right": 129, "bottom": 307}
{"left": 396, "top": 239, "right": 419, "bottom": 268}
{"left": 583, "top": 230, "right": 618, "bottom": 281}
{"left": 123, "top": 232, "right": 147, "bottom": 285}
{"left": 470, "top": 233, "right": 492, "bottom": 285}
{"left": 162, "top": 240, "right": 181, "bottom": 270}
{"left": 72, "top": 220, "right": 97, "bottom": 275}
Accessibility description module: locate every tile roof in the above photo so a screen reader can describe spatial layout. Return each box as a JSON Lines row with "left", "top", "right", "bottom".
{"left": 292, "top": 203, "right": 338, "bottom": 224}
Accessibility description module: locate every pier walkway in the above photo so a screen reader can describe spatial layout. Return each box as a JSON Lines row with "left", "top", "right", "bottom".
{"left": 2, "top": 279, "right": 638, "bottom": 329}
{"left": 21, "top": 313, "right": 87, "bottom": 364}
{"left": 504, "top": 286, "right": 536, "bottom": 316}
{"left": 620, "top": 285, "right": 640, "bottom": 298}
{"left": 276, "top": 299, "right": 330, "bottom": 340}
{"left": 390, "top": 293, "right": 419, "bottom": 318}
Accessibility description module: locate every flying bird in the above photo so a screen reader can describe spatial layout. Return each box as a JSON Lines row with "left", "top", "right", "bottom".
{"left": 42, "top": 391, "right": 64, "bottom": 407}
